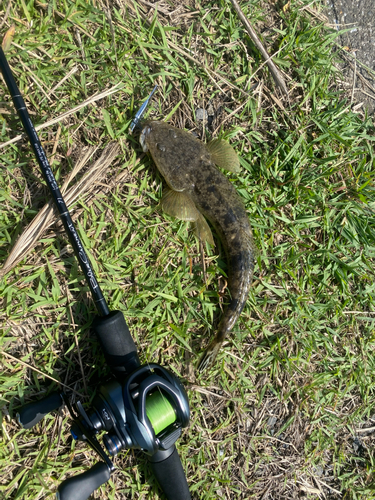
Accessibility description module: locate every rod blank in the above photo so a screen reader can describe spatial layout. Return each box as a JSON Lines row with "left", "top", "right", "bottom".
{"left": 0, "top": 47, "right": 109, "bottom": 316}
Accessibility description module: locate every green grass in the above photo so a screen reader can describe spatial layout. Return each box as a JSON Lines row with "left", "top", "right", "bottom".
{"left": 1, "top": 0, "right": 375, "bottom": 498}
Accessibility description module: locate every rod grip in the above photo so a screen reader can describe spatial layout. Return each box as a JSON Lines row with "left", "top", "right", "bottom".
{"left": 17, "top": 392, "right": 63, "bottom": 429}
{"left": 149, "top": 446, "right": 191, "bottom": 500}
{"left": 92, "top": 310, "right": 140, "bottom": 379}
{"left": 56, "top": 462, "right": 111, "bottom": 500}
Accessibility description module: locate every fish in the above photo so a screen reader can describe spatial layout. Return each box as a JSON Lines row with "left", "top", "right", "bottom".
{"left": 140, "top": 121, "right": 255, "bottom": 371}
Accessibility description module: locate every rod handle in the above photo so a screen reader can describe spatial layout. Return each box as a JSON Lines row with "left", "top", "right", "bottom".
{"left": 92, "top": 310, "right": 140, "bottom": 380}
{"left": 149, "top": 446, "right": 191, "bottom": 500}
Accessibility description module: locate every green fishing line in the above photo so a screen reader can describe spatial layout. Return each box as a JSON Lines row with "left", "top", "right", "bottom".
{"left": 146, "top": 392, "right": 176, "bottom": 435}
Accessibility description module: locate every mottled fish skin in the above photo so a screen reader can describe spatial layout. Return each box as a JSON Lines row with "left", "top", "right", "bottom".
{"left": 141, "top": 121, "right": 255, "bottom": 371}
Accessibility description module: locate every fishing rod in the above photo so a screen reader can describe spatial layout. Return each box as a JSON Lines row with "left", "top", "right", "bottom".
{"left": 0, "top": 46, "right": 191, "bottom": 500}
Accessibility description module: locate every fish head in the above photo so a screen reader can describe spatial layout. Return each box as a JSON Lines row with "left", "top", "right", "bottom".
{"left": 140, "top": 121, "right": 209, "bottom": 192}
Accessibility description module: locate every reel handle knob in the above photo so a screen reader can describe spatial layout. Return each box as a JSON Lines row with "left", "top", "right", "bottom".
{"left": 56, "top": 462, "right": 111, "bottom": 500}
{"left": 17, "top": 392, "right": 63, "bottom": 429}
{"left": 149, "top": 446, "right": 191, "bottom": 500}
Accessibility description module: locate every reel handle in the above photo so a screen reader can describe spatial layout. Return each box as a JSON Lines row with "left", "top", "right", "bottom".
{"left": 92, "top": 310, "right": 140, "bottom": 380}
{"left": 17, "top": 392, "right": 63, "bottom": 429}
{"left": 56, "top": 462, "right": 111, "bottom": 500}
{"left": 149, "top": 446, "right": 191, "bottom": 500}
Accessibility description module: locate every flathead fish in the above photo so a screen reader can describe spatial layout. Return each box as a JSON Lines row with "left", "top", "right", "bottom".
{"left": 140, "top": 121, "right": 255, "bottom": 371}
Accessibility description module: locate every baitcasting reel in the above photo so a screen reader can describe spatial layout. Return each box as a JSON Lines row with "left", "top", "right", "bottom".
{"left": 17, "top": 355, "right": 190, "bottom": 500}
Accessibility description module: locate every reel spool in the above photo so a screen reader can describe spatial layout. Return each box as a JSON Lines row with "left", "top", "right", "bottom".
{"left": 146, "top": 391, "right": 177, "bottom": 436}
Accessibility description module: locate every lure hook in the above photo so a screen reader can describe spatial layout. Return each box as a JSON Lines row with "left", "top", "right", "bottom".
{"left": 130, "top": 85, "right": 158, "bottom": 132}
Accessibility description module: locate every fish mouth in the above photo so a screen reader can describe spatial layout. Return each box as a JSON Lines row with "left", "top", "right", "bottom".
{"left": 140, "top": 125, "right": 152, "bottom": 152}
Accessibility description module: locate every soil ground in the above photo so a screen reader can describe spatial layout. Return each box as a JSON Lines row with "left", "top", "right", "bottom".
{"left": 326, "top": 0, "right": 375, "bottom": 114}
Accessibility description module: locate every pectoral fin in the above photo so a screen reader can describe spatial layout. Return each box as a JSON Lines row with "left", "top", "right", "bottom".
{"left": 192, "top": 213, "right": 215, "bottom": 246}
{"left": 206, "top": 139, "right": 241, "bottom": 173}
{"left": 161, "top": 188, "right": 200, "bottom": 221}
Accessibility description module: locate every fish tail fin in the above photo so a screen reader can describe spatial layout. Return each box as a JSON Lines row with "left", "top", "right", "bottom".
{"left": 197, "top": 338, "right": 223, "bottom": 372}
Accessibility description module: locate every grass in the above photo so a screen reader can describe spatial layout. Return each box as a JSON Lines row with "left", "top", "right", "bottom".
{"left": 1, "top": 0, "right": 375, "bottom": 498}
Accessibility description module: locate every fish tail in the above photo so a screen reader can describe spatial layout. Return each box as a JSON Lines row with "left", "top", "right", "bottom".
{"left": 197, "top": 338, "right": 223, "bottom": 372}
{"left": 197, "top": 245, "right": 254, "bottom": 372}
{"left": 197, "top": 303, "right": 240, "bottom": 372}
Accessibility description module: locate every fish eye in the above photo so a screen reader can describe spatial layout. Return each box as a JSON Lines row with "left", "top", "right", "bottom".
{"left": 157, "top": 144, "right": 166, "bottom": 152}
{"left": 140, "top": 126, "right": 151, "bottom": 152}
